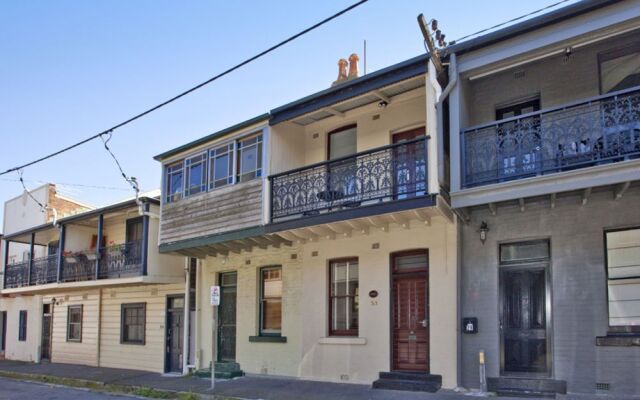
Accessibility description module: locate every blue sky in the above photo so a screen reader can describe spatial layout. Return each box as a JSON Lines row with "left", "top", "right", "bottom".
{"left": 0, "top": 0, "right": 577, "bottom": 228}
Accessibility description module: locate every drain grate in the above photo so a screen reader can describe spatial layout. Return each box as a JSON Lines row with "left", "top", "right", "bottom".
{"left": 596, "top": 383, "right": 610, "bottom": 391}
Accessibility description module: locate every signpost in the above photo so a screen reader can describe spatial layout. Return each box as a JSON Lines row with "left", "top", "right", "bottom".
{"left": 210, "top": 286, "right": 220, "bottom": 390}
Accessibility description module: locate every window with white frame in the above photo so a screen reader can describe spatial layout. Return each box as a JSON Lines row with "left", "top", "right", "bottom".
{"left": 185, "top": 153, "right": 207, "bottom": 196}
{"left": 237, "top": 134, "right": 263, "bottom": 183}
{"left": 209, "top": 143, "right": 234, "bottom": 189}
{"left": 163, "top": 132, "right": 264, "bottom": 203}
{"left": 165, "top": 161, "right": 184, "bottom": 203}
{"left": 605, "top": 228, "right": 640, "bottom": 330}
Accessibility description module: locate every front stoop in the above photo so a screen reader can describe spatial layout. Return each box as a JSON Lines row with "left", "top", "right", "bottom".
{"left": 195, "top": 361, "right": 244, "bottom": 379}
{"left": 372, "top": 371, "right": 442, "bottom": 392}
{"left": 487, "top": 377, "right": 567, "bottom": 398}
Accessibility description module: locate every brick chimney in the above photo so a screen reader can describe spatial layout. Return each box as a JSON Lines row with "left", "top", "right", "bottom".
{"left": 348, "top": 53, "right": 359, "bottom": 80}
{"left": 332, "top": 58, "right": 349, "bottom": 86}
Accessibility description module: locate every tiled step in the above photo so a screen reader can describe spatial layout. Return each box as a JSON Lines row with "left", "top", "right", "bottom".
{"left": 194, "top": 361, "right": 244, "bottom": 379}
{"left": 372, "top": 371, "right": 442, "bottom": 393}
{"left": 488, "top": 377, "right": 566, "bottom": 398}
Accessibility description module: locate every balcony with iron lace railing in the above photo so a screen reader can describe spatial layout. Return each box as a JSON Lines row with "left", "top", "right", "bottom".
{"left": 3, "top": 240, "right": 144, "bottom": 289}
{"left": 461, "top": 86, "right": 640, "bottom": 189}
{"left": 269, "top": 137, "right": 430, "bottom": 224}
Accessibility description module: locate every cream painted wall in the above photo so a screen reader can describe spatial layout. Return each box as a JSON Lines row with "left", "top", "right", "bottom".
{"left": 99, "top": 283, "right": 184, "bottom": 373}
{"left": 148, "top": 217, "right": 186, "bottom": 279}
{"left": 3, "top": 185, "right": 49, "bottom": 235}
{"left": 44, "top": 290, "right": 100, "bottom": 366}
{"left": 198, "top": 246, "right": 303, "bottom": 377}
{"left": 196, "top": 216, "right": 459, "bottom": 387}
{"left": 269, "top": 88, "right": 428, "bottom": 177}
{"left": 64, "top": 225, "right": 97, "bottom": 253}
{"left": 0, "top": 295, "right": 42, "bottom": 362}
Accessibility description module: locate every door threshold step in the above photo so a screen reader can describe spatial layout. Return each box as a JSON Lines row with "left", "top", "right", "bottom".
{"left": 488, "top": 377, "right": 566, "bottom": 397}
{"left": 496, "top": 389, "right": 556, "bottom": 398}
{"left": 378, "top": 371, "right": 442, "bottom": 383}
{"left": 373, "top": 372, "right": 442, "bottom": 393}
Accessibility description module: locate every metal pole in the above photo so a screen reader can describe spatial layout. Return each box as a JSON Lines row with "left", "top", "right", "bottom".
{"left": 28, "top": 232, "right": 35, "bottom": 285}
{"left": 3, "top": 240, "right": 10, "bottom": 289}
{"left": 95, "top": 214, "right": 103, "bottom": 280}
{"left": 57, "top": 225, "right": 66, "bottom": 282}
{"left": 479, "top": 350, "right": 487, "bottom": 394}
{"left": 211, "top": 304, "right": 216, "bottom": 390}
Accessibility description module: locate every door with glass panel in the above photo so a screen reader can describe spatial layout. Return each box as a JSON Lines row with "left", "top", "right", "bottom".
{"left": 165, "top": 296, "right": 184, "bottom": 373}
{"left": 499, "top": 240, "right": 551, "bottom": 375}
{"left": 392, "top": 127, "right": 426, "bottom": 199}
{"left": 495, "top": 99, "right": 541, "bottom": 181}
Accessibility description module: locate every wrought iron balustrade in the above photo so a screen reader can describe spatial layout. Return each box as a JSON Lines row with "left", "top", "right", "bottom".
{"left": 30, "top": 255, "right": 58, "bottom": 285}
{"left": 61, "top": 251, "right": 96, "bottom": 282}
{"left": 4, "top": 261, "right": 29, "bottom": 289}
{"left": 270, "top": 137, "right": 428, "bottom": 221}
{"left": 99, "top": 240, "right": 143, "bottom": 279}
{"left": 461, "top": 86, "right": 640, "bottom": 188}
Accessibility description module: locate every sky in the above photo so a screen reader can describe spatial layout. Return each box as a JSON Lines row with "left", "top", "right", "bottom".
{"left": 0, "top": 0, "right": 579, "bottom": 229}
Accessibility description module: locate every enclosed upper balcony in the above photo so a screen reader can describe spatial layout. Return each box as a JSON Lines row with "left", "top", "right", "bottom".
{"left": 2, "top": 197, "right": 182, "bottom": 292}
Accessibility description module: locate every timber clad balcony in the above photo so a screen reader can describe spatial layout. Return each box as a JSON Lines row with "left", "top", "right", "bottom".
{"left": 4, "top": 240, "right": 143, "bottom": 289}
{"left": 461, "top": 86, "right": 640, "bottom": 189}
{"left": 269, "top": 137, "right": 428, "bottom": 222}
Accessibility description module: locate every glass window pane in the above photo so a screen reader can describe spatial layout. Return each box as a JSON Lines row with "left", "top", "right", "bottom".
{"left": 237, "top": 135, "right": 262, "bottom": 182}
{"left": 329, "top": 127, "right": 357, "bottom": 159}
{"left": 332, "top": 297, "right": 347, "bottom": 331}
{"left": 262, "top": 300, "right": 282, "bottom": 331}
{"left": 600, "top": 51, "right": 640, "bottom": 93}
{"left": 500, "top": 241, "right": 550, "bottom": 263}
{"left": 395, "top": 254, "right": 428, "bottom": 271}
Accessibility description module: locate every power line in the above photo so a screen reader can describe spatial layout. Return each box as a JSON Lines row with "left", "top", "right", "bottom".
{"left": 451, "top": 0, "right": 573, "bottom": 44}
{"left": 17, "top": 170, "right": 47, "bottom": 213}
{"left": 0, "top": 178, "right": 132, "bottom": 192}
{"left": 0, "top": 0, "right": 369, "bottom": 177}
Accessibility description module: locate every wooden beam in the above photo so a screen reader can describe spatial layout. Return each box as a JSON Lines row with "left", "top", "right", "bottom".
{"left": 582, "top": 187, "right": 592, "bottom": 206}
{"left": 457, "top": 208, "right": 470, "bottom": 223}
{"left": 366, "top": 216, "right": 388, "bottom": 232}
{"left": 345, "top": 220, "right": 369, "bottom": 235}
{"left": 308, "top": 226, "right": 335, "bottom": 240}
{"left": 276, "top": 231, "right": 306, "bottom": 244}
{"left": 390, "top": 214, "right": 410, "bottom": 229}
{"left": 519, "top": 198, "right": 525, "bottom": 213}
{"left": 412, "top": 209, "right": 431, "bottom": 226}
{"left": 488, "top": 203, "right": 497, "bottom": 216}
{"left": 267, "top": 234, "right": 292, "bottom": 247}
{"left": 615, "top": 181, "right": 631, "bottom": 200}
{"left": 324, "top": 107, "right": 345, "bottom": 118}
{"left": 296, "top": 228, "right": 319, "bottom": 242}
{"left": 372, "top": 89, "right": 390, "bottom": 104}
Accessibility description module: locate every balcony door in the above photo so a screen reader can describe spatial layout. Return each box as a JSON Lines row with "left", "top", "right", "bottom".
{"left": 0, "top": 311, "right": 6, "bottom": 357}
{"left": 326, "top": 125, "right": 358, "bottom": 204}
{"left": 495, "top": 99, "right": 541, "bottom": 180}
{"left": 392, "top": 127, "right": 426, "bottom": 199}
{"left": 125, "top": 217, "right": 143, "bottom": 266}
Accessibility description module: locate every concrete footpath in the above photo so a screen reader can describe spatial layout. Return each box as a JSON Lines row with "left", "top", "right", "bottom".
{"left": 0, "top": 360, "right": 632, "bottom": 400}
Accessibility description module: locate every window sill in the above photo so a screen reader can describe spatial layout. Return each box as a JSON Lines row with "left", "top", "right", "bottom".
{"left": 318, "top": 337, "right": 367, "bottom": 345}
{"left": 596, "top": 335, "right": 640, "bottom": 347}
{"left": 249, "top": 335, "right": 287, "bottom": 343}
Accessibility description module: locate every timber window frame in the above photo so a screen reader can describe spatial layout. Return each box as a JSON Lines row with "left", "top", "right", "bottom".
{"left": 604, "top": 227, "right": 640, "bottom": 333}
{"left": 259, "top": 266, "right": 282, "bottom": 336}
{"left": 329, "top": 258, "right": 359, "bottom": 337}
{"left": 66, "top": 305, "right": 83, "bottom": 342}
{"left": 18, "top": 310, "right": 27, "bottom": 342}
{"left": 163, "top": 131, "right": 264, "bottom": 204}
{"left": 120, "top": 303, "right": 146, "bottom": 345}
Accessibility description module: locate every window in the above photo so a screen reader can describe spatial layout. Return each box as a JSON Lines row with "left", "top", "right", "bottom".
{"left": 327, "top": 125, "right": 358, "bottom": 197}
{"left": 237, "top": 134, "right": 263, "bottom": 183}
{"left": 185, "top": 153, "right": 207, "bottom": 196}
{"left": 605, "top": 228, "right": 640, "bottom": 330}
{"left": 495, "top": 99, "right": 541, "bottom": 177}
{"left": 18, "top": 310, "right": 27, "bottom": 341}
{"left": 599, "top": 42, "right": 640, "bottom": 94}
{"left": 329, "top": 259, "right": 359, "bottom": 336}
{"left": 328, "top": 125, "right": 357, "bottom": 160}
{"left": 67, "top": 305, "right": 83, "bottom": 342}
{"left": 259, "top": 266, "right": 282, "bottom": 335}
{"left": 121, "top": 303, "right": 146, "bottom": 344}
{"left": 126, "top": 217, "right": 143, "bottom": 243}
{"left": 165, "top": 162, "right": 184, "bottom": 203}
{"left": 209, "top": 143, "right": 234, "bottom": 189}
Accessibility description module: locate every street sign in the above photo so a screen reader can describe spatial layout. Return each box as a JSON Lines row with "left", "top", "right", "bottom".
{"left": 210, "top": 285, "right": 220, "bottom": 306}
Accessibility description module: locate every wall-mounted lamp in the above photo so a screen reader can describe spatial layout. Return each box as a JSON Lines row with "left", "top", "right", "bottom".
{"left": 478, "top": 221, "right": 489, "bottom": 244}
{"left": 378, "top": 100, "right": 388, "bottom": 109}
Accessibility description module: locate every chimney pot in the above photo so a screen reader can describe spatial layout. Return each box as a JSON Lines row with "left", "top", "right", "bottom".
{"left": 348, "top": 53, "right": 359, "bottom": 80}
{"left": 332, "top": 58, "right": 349, "bottom": 86}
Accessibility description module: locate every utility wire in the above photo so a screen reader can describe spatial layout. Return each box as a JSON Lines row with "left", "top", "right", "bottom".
{"left": 99, "top": 131, "right": 139, "bottom": 197}
{"left": 17, "top": 170, "right": 47, "bottom": 213}
{"left": 0, "top": 178, "right": 132, "bottom": 192}
{"left": 0, "top": 0, "right": 369, "bottom": 177}
{"left": 451, "top": 0, "right": 572, "bottom": 44}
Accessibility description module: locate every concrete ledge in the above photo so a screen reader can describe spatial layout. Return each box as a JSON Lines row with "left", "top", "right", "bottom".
{"left": 596, "top": 335, "right": 640, "bottom": 346}
{"left": 318, "top": 337, "right": 367, "bottom": 345}
{"left": 248, "top": 335, "right": 287, "bottom": 343}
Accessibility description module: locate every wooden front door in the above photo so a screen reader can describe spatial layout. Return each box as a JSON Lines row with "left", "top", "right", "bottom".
{"left": 218, "top": 272, "right": 237, "bottom": 362}
{"left": 41, "top": 305, "right": 52, "bottom": 361}
{"left": 392, "top": 127, "right": 426, "bottom": 199}
{"left": 500, "top": 267, "right": 549, "bottom": 374}
{"left": 165, "top": 296, "right": 184, "bottom": 373}
{"left": 392, "top": 251, "right": 429, "bottom": 371}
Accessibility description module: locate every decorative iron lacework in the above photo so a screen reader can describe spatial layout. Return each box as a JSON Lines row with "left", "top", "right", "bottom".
{"left": 462, "top": 87, "right": 640, "bottom": 188}
{"left": 270, "top": 137, "right": 428, "bottom": 221}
